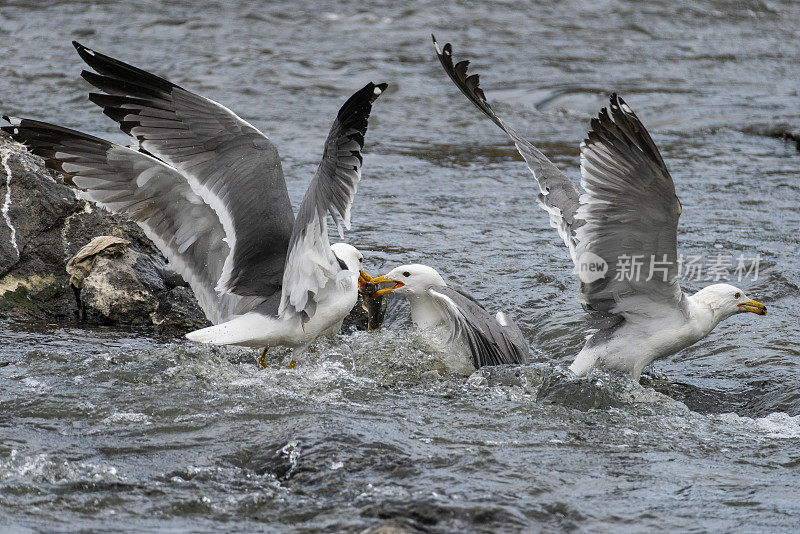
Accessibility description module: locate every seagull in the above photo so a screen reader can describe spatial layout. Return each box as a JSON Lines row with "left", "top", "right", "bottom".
{"left": 2, "top": 41, "right": 387, "bottom": 365}
{"left": 370, "top": 264, "right": 529, "bottom": 374}
{"left": 433, "top": 37, "right": 767, "bottom": 380}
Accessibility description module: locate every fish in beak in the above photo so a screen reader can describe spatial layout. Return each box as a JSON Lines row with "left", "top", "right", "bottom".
{"left": 737, "top": 299, "right": 767, "bottom": 316}
{"left": 358, "top": 270, "right": 373, "bottom": 288}
{"left": 369, "top": 274, "right": 404, "bottom": 298}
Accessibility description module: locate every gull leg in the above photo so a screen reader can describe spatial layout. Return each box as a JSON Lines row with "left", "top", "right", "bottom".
{"left": 289, "top": 345, "right": 308, "bottom": 369}
{"left": 258, "top": 347, "right": 268, "bottom": 368}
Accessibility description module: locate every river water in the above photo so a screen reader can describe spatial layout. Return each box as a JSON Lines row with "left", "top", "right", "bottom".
{"left": 1, "top": 0, "right": 799, "bottom": 531}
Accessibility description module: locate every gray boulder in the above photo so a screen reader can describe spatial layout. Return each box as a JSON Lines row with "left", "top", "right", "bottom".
{"left": 0, "top": 134, "right": 378, "bottom": 334}
{"left": 0, "top": 133, "right": 207, "bottom": 331}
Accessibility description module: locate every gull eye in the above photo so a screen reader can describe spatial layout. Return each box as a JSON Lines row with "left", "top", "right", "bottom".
{"left": 403, "top": 271, "right": 410, "bottom": 277}
{"left": 734, "top": 292, "right": 741, "bottom": 299}
{"left": 359, "top": 257, "right": 363, "bottom": 263}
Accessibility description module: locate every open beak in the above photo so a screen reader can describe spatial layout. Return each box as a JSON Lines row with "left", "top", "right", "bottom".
{"left": 358, "top": 270, "right": 373, "bottom": 288}
{"left": 369, "top": 274, "right": 404, "bottom": 298}
{"left": 737, "top": 299, "right": 767, "bottom": 316}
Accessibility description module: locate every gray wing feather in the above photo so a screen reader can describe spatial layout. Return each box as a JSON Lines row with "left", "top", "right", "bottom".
{"left": 73, "top": 41, "right": 294, "bottom": 299}
{"left": 279, "top": 82, "right": 387, "bottom": 321}
{"left": 433, "top": 37, "right": 583, "bottom": 260}
{"left": 428, "top": 286, "right": 530, "bottom": 368}
{"left": 1, "top": 117, "right": 266, "bottom": 323}
{"left": 576, "top": 94, "right": 683, "bottom": 316}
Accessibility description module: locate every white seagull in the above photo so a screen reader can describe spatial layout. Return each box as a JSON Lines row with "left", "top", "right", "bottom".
{"left": 370, "top": 264, "right": 529, "bottom": 374}
{"left": 3, "top": 42, "right": 387, "bottom": 365}
{"left": 433, "top": 37, "right": 767, "bottom": 380}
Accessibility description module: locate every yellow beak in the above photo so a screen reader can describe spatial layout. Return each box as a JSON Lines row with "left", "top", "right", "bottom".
{"left": 369, "top": 274, "right": 404, "bottom": 298}
{"left": 737, "top": 299, "right": 767, "bottom": 316}
{"left": 358, "top": 270, "right": 373, "bottom": 288}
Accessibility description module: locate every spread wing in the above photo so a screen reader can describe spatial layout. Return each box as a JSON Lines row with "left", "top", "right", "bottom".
{"left": 433, "top": 37, "right": 583, "bottom": 261}
{"left": 1, "top": 117, "right": 264, "bottom": 323}
{"left": 428, "top": 286, "right": 530, "bottom": 368}
{"left": 576, "top": 94, "right": 684, "bottom": 318}
{"left": 73, "top": 41, "right": 294, "bottom": 299}
{"left": 278, "top": 82, "right": 387, "bottom": 321}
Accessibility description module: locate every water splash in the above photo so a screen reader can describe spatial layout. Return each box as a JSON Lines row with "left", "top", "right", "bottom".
{"left": 0, "top": 148, "right": 19, "bottom": 257}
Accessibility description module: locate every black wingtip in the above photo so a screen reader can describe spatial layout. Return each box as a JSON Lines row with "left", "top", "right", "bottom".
{"left": 72, "top": 40, "right": 92, "bottom": 59}
{"left": 432, "top": 39, "right": 506, "bottom": 131}
{"left": 73, "top": 41, "right": 98, "bottom": 66}
{"left": 361, "top": 82, "right": 388, "bottom": 106}
{"left": 373, "top": 82, "right": 388, "bottom": 98}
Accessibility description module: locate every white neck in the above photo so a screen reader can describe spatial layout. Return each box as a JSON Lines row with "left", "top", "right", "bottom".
{"left": 685, "top": 293, "right": 724, "bottom": 338}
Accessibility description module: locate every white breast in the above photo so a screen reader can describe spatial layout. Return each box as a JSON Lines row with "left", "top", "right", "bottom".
{"left": 405, "top": 293, "right": 475, "bottom": 375}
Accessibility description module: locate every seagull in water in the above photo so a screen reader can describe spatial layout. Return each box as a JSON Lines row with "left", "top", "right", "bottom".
{"left": 433, "top": 37, "right": 767, "bottom": 380}
{"left": 370, "top": 265, "right": 529, "bottom": 374}
{"left": 2, "top": 42, "right": 387, "bottom": 366}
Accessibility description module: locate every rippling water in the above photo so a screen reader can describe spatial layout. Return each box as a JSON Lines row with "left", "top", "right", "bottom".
{"left": 1, "top": 0, "right": 799, "bottom": 531}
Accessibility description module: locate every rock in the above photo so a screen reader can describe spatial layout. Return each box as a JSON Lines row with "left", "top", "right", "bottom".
{"left": 0, "top": 133, "right": 375, "bottom": 335}
{"left": 66, "top": 235, "right": 131, "bottom": 288}
{"left": 0, "top": 133, "right": 208, "bottom": 332}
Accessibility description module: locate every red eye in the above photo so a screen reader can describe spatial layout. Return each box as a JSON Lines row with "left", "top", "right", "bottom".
{"left": 734, "top": 292, "right": 741, "bottom": 299}
{"left": 403, "top": 271, "right": 410, "bottom": 277}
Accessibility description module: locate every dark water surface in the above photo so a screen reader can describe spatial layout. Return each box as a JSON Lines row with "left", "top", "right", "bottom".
{"left": 1, "top": 0, "right": 799, "bottom": 531}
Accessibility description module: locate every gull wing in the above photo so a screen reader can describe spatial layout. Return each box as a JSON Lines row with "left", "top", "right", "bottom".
{"left": 576, "top": 94, "right": 684, "bottom": 317}
{"left": 433, "top": 37, "right": 583, "bottom": 261}
{"left": 278, "top": 82, "right": 387, "bottom": 321}
{"left": 1, "top": 117, "right": 264, "bottom": 323}
{"left": 428, "top": 286, "right": 530, "bottom": 368}
{"left": 73, "top": 41, "right": 294, "bottom": 299}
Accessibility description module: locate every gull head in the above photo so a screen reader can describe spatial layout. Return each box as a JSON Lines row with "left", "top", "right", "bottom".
{"left": 693, "top": 283, "right": 767, "bottom": 320}
{"left": 330, "top": 242, "right": 364, "bottom": 273}
{"left": 369, "top": 264, "right": 447, "bottom": 298}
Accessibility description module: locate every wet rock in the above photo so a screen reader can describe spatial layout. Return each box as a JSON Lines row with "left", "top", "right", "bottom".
{"left": 0, "top": 133, "right": 208, "bottom": 332}
{"left": 0, "top": 133, "right": 373, "bottom": 335}
{"left": 66, "top": 235, "right": 131, "bottom": 290}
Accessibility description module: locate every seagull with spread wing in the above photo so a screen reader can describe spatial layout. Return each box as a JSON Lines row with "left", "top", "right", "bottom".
{"left": 433, "top": 37, "right": 766, "bottom": 380}
{"left": 370, "top": 264, "right": 530, "bottom": 374}
{"left": 2, "top": 42, "right": 386, "bottom": 365}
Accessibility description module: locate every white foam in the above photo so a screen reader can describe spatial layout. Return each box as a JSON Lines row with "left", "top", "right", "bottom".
{"left": 101, "top": 411, "right": 151, "bottom": 425}
{"left": 0, "top": 449, "right": 124, "bottom": 485}
{"left": 719, "top": 411, "right": 800, "bottom": 439}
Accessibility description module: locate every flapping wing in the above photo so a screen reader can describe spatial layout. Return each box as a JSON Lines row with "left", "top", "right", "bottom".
{"left": 73, "top": 41, "right": 294, "bottom": 299}
{"left": 278, "top": 82, "right": 387, "bottom": 321}
{"left": 576, "top": 94, "right": 683, "bottom": 317}
{"left": 428, "top": 286, "right": 530, "bottom": 368}
{"left": 433, "top": 36, "right": 583, "bottom": 260}
{"left": 1, "top": 117, "right": 265, "bottom": 323}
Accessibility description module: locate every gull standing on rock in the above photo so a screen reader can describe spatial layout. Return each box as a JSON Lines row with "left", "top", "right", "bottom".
{"left": 3, "top": 42, "right": 387, "bottom": 366}
{"left": 433, "top": 37, "right": 766, "bottom": 380}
